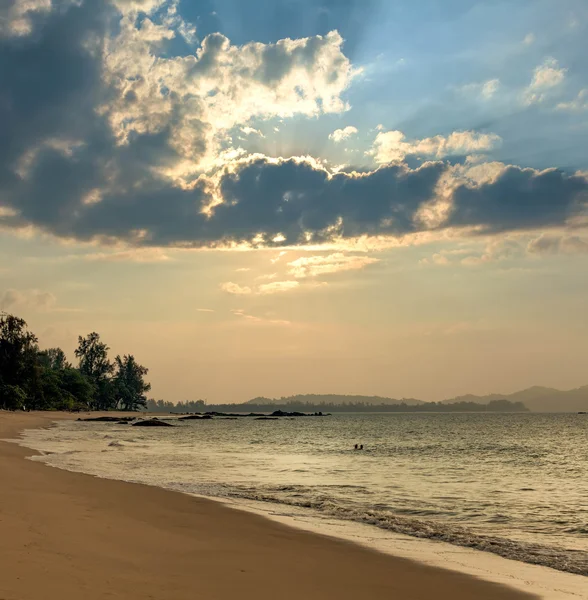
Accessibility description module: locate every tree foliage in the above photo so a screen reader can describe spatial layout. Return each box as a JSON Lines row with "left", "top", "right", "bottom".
{"left": 0, "top": 313, "right": 151, "bottom": 412}
{"left": 113, "top": 355, "right": 151, "bottom": 411}
{"left": 0, "top": 313, "right": 39, "bottom": 393}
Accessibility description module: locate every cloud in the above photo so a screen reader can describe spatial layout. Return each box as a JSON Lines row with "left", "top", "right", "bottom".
{"left": 271, "top": 251, "right": 288, "bottom": 263}
{"left": 556, "top": 89, "right": 588, "bottom": 112}
{"left": 0, "top": 0, "right": 57, "bottom": 38}
{"left": 420, "top": 253, "right": 450, "bottom": 267}
{"left": 0, "top": 288, "right": 57, "bottom": 311}
{"left": 458, "top": 79, "right": 501, "bottom": 100}
{"left": 101, "top": 19, "right": 356, "bottom": 178}
{"left": 523, "top": 33, "right": 535, "bottom": 46}
{"left": 458, "top": 239, "right": 524, "bottom": 266}
{"left": 83, "top": 248, "right": 171, "bottom": 262}
{"left": 523, "top": 58, "right": 567, "bottom": 105}
{"left": 0, "top": 2, "right": 357, "bottom": 239}
{"left": 241, "top": 126, "right": 265, "bottom": 138}
{"left": 446, "top": 165, "right": 588, "bottom": 233}
{"left": 112, "top": 0, "right": 168, "bottom": 15}
{"left": 232, "top": 309, "right": 291, "bottom": 326}
{"left": 288, "top": 253, "right": 379, "bottom": 277}
{"left": 0, "top": 2, "right": 586, "bottom": 253}
{"left": 258, "top": 280, "right": 299, "bottom": 294}
{"left": 527, "top": 233, "right": 588, "bottom": 255}
{"left": 370, "top": 130, "right": 501, "bottom": 163}
{"left": 196, "top": 308, "right": 215, "bottom": 312}
{"left": 220, "top": 282, "right": 252, "bottom": 295}
{"left": 221, "top": 279, "right": 299, "bottom": 295}
{"left": 329, "top": 126, "right": 358, "bottom": 143}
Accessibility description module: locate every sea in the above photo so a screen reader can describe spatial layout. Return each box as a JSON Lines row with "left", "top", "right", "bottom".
{"left": 12, "top": 412, "right": 588, "bottom": 596}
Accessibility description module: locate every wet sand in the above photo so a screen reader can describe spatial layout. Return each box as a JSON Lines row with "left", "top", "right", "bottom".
{"left": 0, "top": 411, "right": 537, "bottom": 600}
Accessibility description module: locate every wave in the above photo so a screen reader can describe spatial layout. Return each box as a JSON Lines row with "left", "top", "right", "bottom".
{"left": 222, "top": 484, "right": 588, "bottom": 576}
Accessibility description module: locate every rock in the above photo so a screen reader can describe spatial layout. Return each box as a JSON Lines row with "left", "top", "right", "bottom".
{"left": 270, "top": 410, "right": 307, "bottom": 418}
{"left": 78, "top": 416, "right": 135, "bottom": 422}
{"left": 178, "top": 415, "right": 213, "bottom": 420}
{"left": 255, "top": 417, "right": 279, "bottom": 420}
{"left": 132, "top": 419, "right": 174, "bottom": 427}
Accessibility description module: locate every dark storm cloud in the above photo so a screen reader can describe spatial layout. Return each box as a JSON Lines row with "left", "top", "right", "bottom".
{"left": 0, "top": 1, "right": 587, "bottom": 249}
{"left": 448, "top": 166, "right": 588, "bottom": 232}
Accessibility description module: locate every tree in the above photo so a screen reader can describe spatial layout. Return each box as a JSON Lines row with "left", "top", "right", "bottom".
{"left": 38, "top": 347, "right": 71, "bottom": 370}
{"left": 58, "top": 368, "right": 94, "bottom": 409}
{"left": 113, "top": 355, "right": 151, "bottom": 411}
{"left": 0, "top": 384, "right": 27, "bottom": 410}
{"left": 0, "top": 313, "right": 39, "bottom": 408}
{"left": 75, "top": 332, "right": 114, "bottom": 410}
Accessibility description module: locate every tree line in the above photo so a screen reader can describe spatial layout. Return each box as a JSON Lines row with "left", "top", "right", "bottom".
{"left": 144, "top": 398, "right": 529, "bottom": 413}
{"left": 0, "top": 313, "right": 150, "bottom": 411}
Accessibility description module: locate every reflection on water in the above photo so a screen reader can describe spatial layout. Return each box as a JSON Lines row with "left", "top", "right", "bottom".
{"left": 19, "top": 413, "right": 588, "bottom": 575}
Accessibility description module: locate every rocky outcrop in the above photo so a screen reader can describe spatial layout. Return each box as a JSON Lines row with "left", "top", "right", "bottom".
{"left": 178, "top": 415, "right": 213, "bottom": 420}
{"left": 77, "top": 416, "right": 135, "bottom": 422}
{"left": 132, "top": 419, "right": 174, "bottom": 427}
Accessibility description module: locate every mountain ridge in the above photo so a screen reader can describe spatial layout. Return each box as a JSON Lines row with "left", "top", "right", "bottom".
{"left": 442, "top": 385, "right": 588, "bottom": 412}
{"left": 245, "top": 386, "right": 588, "bottom": 412}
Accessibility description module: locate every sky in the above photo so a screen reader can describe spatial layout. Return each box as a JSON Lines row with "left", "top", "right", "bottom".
{"left": 1, "top": 0, "right": 587, "bottom": 403}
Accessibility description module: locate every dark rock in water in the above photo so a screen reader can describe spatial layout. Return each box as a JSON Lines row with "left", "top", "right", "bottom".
{"left": 117, "top": 421, "right": 130, "bottom": 425}
{"left": 132, "top": 419, "right": 174, "bottom": 427}
{"left": 77, "top": 416, "right": 135, "bottom": 422}
{"left": 179, "top": 414, "right": 213, "bottom": 420}
{"left": 256, "top": 417, "right": 279, "bottom": 420}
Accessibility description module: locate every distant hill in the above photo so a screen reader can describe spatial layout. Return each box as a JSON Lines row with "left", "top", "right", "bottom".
{"left": 245, "top": 394, "right": 425, "bottom": 406}
{"left": 443, "top": 385, "right": 588, "bottom": 413}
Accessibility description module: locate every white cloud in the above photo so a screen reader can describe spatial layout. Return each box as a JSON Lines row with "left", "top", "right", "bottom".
{"left": 82, "top": 248, "right": 171, "bottom": 262}
{"left": 258, "top": 280, "right": 299, "bottom": 294}
{"left": 220, "top": 280, "right": 299, "bottom": 295}
{"left": 102, "top": 24, "right": 357, "bottom": 180}
{"left": 371, "top": 130, "right": 501, "bottom": 164}
{"left": 556, "top": 89, "right": 588, "bottom": 112}
{"left": 523, "top": 58, "right": 567, "bottom": 105}
{"left": 288, "top": 253, "right": 379, "bottom": 278}
{"left": 220, "top": 282, "right": 253, "bottom": 295}
{"left": 241, "top": 126, "right": 265, "bottom": 138}
{"left": 196, "top": 308, "right": 215, "bottom": 312}
{"left": 459, "top": 79, "right": 501, "bottom": 100}
{"left": 112, "top": 0, "right": 168, "bottom": 15}
{"left": 270, "top": 251, "right": 288, "bottom": 264}
{"left": 523, "top": 33, "right": 535, "bottom": 46}
{"left": 329, "top": 126, "right": 358, "bottom": 143}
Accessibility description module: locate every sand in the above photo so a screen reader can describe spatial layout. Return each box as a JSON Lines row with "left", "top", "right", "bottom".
{"left": 0, "top": 411, "right": 537, "bottom": 600}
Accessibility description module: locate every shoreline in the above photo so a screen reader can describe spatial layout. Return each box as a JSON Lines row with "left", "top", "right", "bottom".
{"left": 0, "top": 411, "right": 564, "bottom": 600}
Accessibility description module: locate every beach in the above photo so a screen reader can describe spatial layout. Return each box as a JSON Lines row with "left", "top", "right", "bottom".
{"left": 0, "top": 411, "right": 539, "bottom": 600}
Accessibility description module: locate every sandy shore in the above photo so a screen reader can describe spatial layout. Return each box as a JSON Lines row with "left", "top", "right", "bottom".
{"left": 0, "top": 412, "right": 537, "bottom": 600}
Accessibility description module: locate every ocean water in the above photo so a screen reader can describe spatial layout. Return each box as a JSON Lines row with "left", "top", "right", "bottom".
{"left": 16, "top": 413, "right": 588, "bottom": 577}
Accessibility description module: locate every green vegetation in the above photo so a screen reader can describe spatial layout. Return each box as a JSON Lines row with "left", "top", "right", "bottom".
{"left": 0, "top": 313, "right": 150, "bottom": 412}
